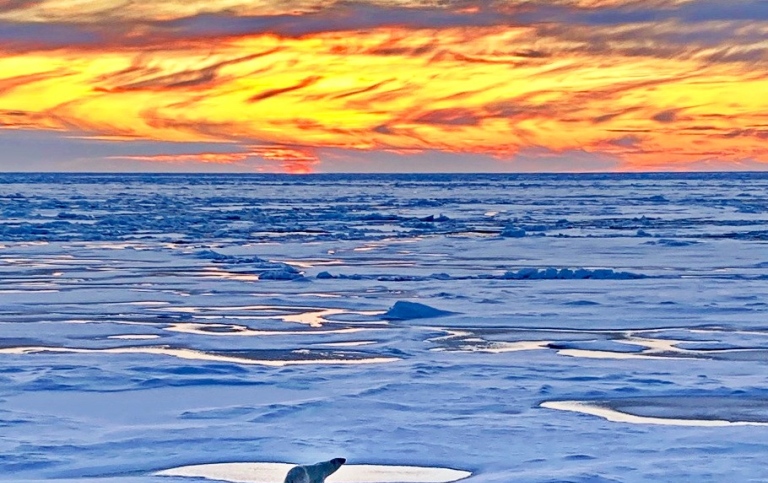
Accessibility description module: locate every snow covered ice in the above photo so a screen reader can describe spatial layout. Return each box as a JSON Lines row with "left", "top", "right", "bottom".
{"left": 2, "top": 172, "right": 768, "bottom": 482}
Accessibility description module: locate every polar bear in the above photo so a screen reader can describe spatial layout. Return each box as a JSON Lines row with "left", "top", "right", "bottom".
{"left": 284, "top": 458, "right": 346, "bottom": 483}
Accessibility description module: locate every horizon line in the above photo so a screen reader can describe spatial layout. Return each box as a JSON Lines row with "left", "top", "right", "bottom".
{"left": 1, "top": 170, "right": 767, "bottom": 176}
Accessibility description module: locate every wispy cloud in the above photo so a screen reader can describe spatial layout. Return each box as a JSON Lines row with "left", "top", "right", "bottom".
{"left": 0, "top": 0, "right": 766, "bottom": 171}
{"left": 109, "top": 145, "right": 320, "bottom": 173}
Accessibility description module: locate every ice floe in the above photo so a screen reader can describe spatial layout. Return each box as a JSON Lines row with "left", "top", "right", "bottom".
{"left": 0, "top": 345, "right": 399, "bottom": 366}
{"left": 500, "top": 226, "right": 526, "bottom": 237}
{"left": 156, "top": 463, "right": 471, "bottom": 483}
{"left": 542, "top": 397, "right": 768, "bottom": 427}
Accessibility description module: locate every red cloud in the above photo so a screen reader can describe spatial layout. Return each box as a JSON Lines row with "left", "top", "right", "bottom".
{"left": 108, "top": 145, "right": 320, "bottom": 173}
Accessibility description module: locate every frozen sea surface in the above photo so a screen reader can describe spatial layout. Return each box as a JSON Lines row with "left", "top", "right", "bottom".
{"left": 1, "top": 172, "right": 768, "bottom": 482}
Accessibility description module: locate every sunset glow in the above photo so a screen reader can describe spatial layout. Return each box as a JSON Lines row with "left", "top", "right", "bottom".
{"left": 1, "top": 1, "right": 767, "bottom": 172}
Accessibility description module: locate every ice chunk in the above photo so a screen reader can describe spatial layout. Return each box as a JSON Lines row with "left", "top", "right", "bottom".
{"left": 259, "top": 268, "right": 304, "bottom": 280}
{"left": 648, "top": 239, "right": 699, "bottom": 247}
{"left": 194, "top": 249, "right": 231, "bottom": 261}
{"left": 500, "top": 226, "right": 526, "bottom": 237}
{"left": 502, "top": 267, "right": 644, "bottom": 280}
{"left": 195, "top": 249, "right": 270, "bottom": 264}
{"left": 419, "top": 214, "right": 450, "bottom": 222}
{"left": 382, "top": 301, "right": 454, "bottom": 320}
{"left": 430, "top": 272, "right": 451, "bottom": 280}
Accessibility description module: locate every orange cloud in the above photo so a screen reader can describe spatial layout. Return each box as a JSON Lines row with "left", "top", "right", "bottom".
{"left": 110, "top": 146, "right": 319, "bottom": 173}
{"left": 1, "top": 2, "right": 767, "bottom": 171}
{"left": 110, "top": 152, "right": 251, "bottom": 165}
{"left": 248, "top": 145, "right": 320, "bottom": 174}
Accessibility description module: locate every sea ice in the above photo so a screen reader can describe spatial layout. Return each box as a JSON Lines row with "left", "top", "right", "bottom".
{"left": 2, "top": 173, "right": 768, "bottom": 483}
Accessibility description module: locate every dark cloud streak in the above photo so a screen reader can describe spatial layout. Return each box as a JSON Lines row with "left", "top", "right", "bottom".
{"left": 2, "top": 1, "right": 768, "bottom": 68}
{"left": 99, "top": 50, "right": 281, "bottom": 92}
{"left": 0, "top": 69, "right": 69, "bottom": 93}
{"left": 0, "top": 0, "right": 42, "bottom": 13}
{"left": 248, "top": 76, "right": 322, "bottom": 102}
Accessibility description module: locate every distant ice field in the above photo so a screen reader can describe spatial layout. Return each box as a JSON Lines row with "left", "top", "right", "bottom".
{"left": 1, "top": 173, "right": 768, "bottom": 482}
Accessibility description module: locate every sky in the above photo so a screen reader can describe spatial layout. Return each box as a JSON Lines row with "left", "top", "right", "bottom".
{"left": 0, "top": 0, "right": 767, "bottom": 173}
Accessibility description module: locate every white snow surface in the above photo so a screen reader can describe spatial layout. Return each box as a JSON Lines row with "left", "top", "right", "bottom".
{"left": 156, "top": 463, "right": 471, "bottom": 483}
{"left": 1, "top": 173, "right": 768, "bottom": 482}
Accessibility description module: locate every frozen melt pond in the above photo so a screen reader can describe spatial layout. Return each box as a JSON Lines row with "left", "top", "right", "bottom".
{"left": 157, "top": 463, "right": 471, "bottom": 483}
{"left": 542, "top": 397, "right": 768, "bottom": 427}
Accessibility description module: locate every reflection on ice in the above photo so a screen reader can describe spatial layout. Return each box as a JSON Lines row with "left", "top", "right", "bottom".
{"left": 202, "top": 267, "right": 261, "bottom": 282}
{"left": 282, "top": 308, "right": 370, "bottom": 327}
{"left": 468, "top": 341, "right": 549, "bottom": 353}
{"left": 542, "top": 398, "right": 768, "bottom": 427}
{"left": 281, "top": 259, "right": 343, "bottom": 269}
{"left": 152, "top": 305, "right": 384, "bottom": 328}
{"left": 107, "top": 334, "right": 161, "bottom": 340}
{"left": 122, "top": 301, "right": 171, "bottom": 306}
{"left": 156, "top": 462, "right": 471, "bottom": 483}
{"left": 429, "top": 325, "right": 768, "bottom": 361}
{"left": 432, "top": 340, "right": 548, "bottom": 354}
{"left": 165, "top": 322, "right": 368, "bottom": 337}
{"left": 0, "top": 289, "right": 60, "bottom": 293}
{"left": 0, "top": 345, "right": 399, "bottom": 366}
{"left": 556, "top": 349, "right": 673, "bottom": 360}
{"left": 318, "top": 340, "right": 376, "bottom": 347}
